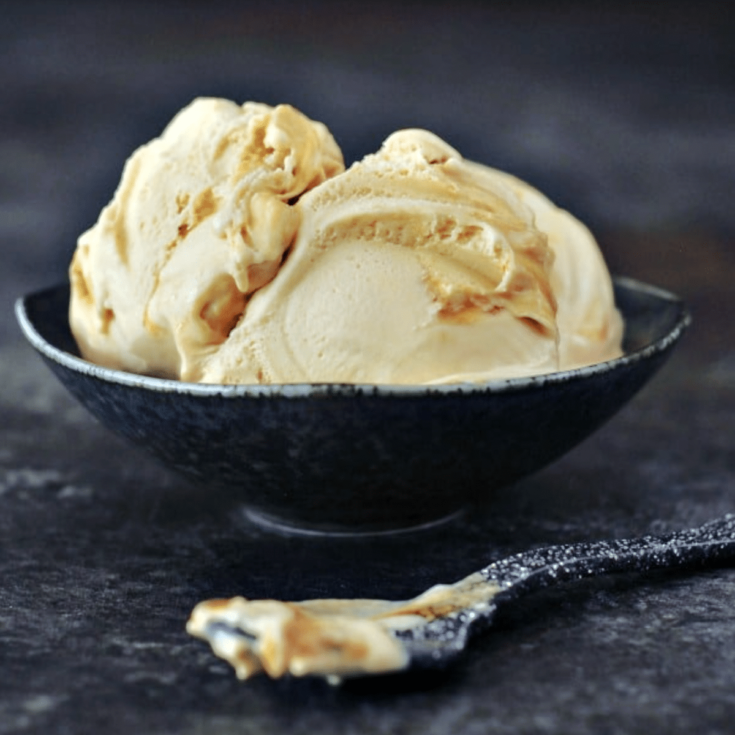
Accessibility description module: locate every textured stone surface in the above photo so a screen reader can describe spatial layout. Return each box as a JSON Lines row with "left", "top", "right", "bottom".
{"left": 2, "top": 2, "right": 735, "bottom": 733}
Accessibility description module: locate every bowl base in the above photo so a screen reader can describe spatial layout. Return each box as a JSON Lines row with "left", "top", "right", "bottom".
{"left": 243, "top": 507, "right": 466, "bottom": 538}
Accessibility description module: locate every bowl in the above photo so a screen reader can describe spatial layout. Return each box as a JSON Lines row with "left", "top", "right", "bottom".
{"left": 16, "top": 277, "right": 690, "bottom": 534}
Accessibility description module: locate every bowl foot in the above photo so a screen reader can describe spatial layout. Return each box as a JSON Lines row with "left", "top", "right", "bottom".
{"left": 242, "top": 507, "right": 466, "bottom": 537}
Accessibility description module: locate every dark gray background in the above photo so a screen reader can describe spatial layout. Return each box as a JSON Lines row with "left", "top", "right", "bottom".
{"left": 2, "top": 2, "right": 735, "bottom": 733}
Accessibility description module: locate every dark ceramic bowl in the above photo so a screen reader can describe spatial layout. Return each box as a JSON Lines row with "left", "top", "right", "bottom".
{"left": 16, "top": 277, "right": 689, "bottom": 534}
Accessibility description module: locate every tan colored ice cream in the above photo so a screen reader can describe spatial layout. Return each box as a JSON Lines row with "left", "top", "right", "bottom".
{"left": 69, "top": 99, "right": 623, "bottom": 385}
{"left": 475, "top": 163, "right": 624, "bottom": 373}
{"left": 69, "top": 98, "right": 344, "bottom": 380}
{"left": 197, "top": 128, "right": 622, "bottom": 384}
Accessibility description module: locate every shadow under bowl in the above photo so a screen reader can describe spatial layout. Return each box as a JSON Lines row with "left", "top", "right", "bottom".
{"left": 16, "top": 277, "right": 689, "bottom": 534}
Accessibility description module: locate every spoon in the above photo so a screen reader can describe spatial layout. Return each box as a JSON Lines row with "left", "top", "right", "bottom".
{"left": 187, "top": 514, "right": 735, "bottom": 684}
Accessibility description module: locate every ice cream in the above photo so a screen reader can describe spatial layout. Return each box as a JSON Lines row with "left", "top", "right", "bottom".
{"left": 186, "top": 571, "right": 497, "bottom": 682}
{"left": 69, "top": 98, "right": 344, "bottom": 380}
{"left": 69, "top": 98, "right": 623, "bottom": 385}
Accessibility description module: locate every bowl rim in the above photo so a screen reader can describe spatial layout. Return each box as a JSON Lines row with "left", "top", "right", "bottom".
{"left": 15, "top": 275, "right": 690, "bottom": 399}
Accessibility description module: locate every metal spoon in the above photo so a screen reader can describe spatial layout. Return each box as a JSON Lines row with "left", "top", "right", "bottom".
{"left": 187, "top": 514, "right": 735, "bottom": 684}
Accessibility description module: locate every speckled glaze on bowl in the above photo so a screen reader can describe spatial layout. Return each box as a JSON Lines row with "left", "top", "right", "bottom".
{"left": 16, "top": 277, "right": 689, "bottom": 534}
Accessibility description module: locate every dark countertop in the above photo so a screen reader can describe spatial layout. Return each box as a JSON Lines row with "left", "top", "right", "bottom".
{"left": 2, "top": 2, "right": 735, "bottom": 733}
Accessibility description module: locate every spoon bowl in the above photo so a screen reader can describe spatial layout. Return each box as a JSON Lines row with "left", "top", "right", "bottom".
{"left": 16, "top": 276, "right": 689, "bottom": 534}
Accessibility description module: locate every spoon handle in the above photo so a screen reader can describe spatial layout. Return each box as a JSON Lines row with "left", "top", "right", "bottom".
{"left": 483, "top": 514, "right": 735, "bottom": 607}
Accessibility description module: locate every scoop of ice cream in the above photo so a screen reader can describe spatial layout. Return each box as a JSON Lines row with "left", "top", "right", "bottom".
{"left": 462, "top": 161, "right": 624, "bottom": 371}
{"left": 198, "top": 129, "right": 622, "bottom": 384}
{"left": 69, "top": 98, "right": 344, "bottom": 379}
